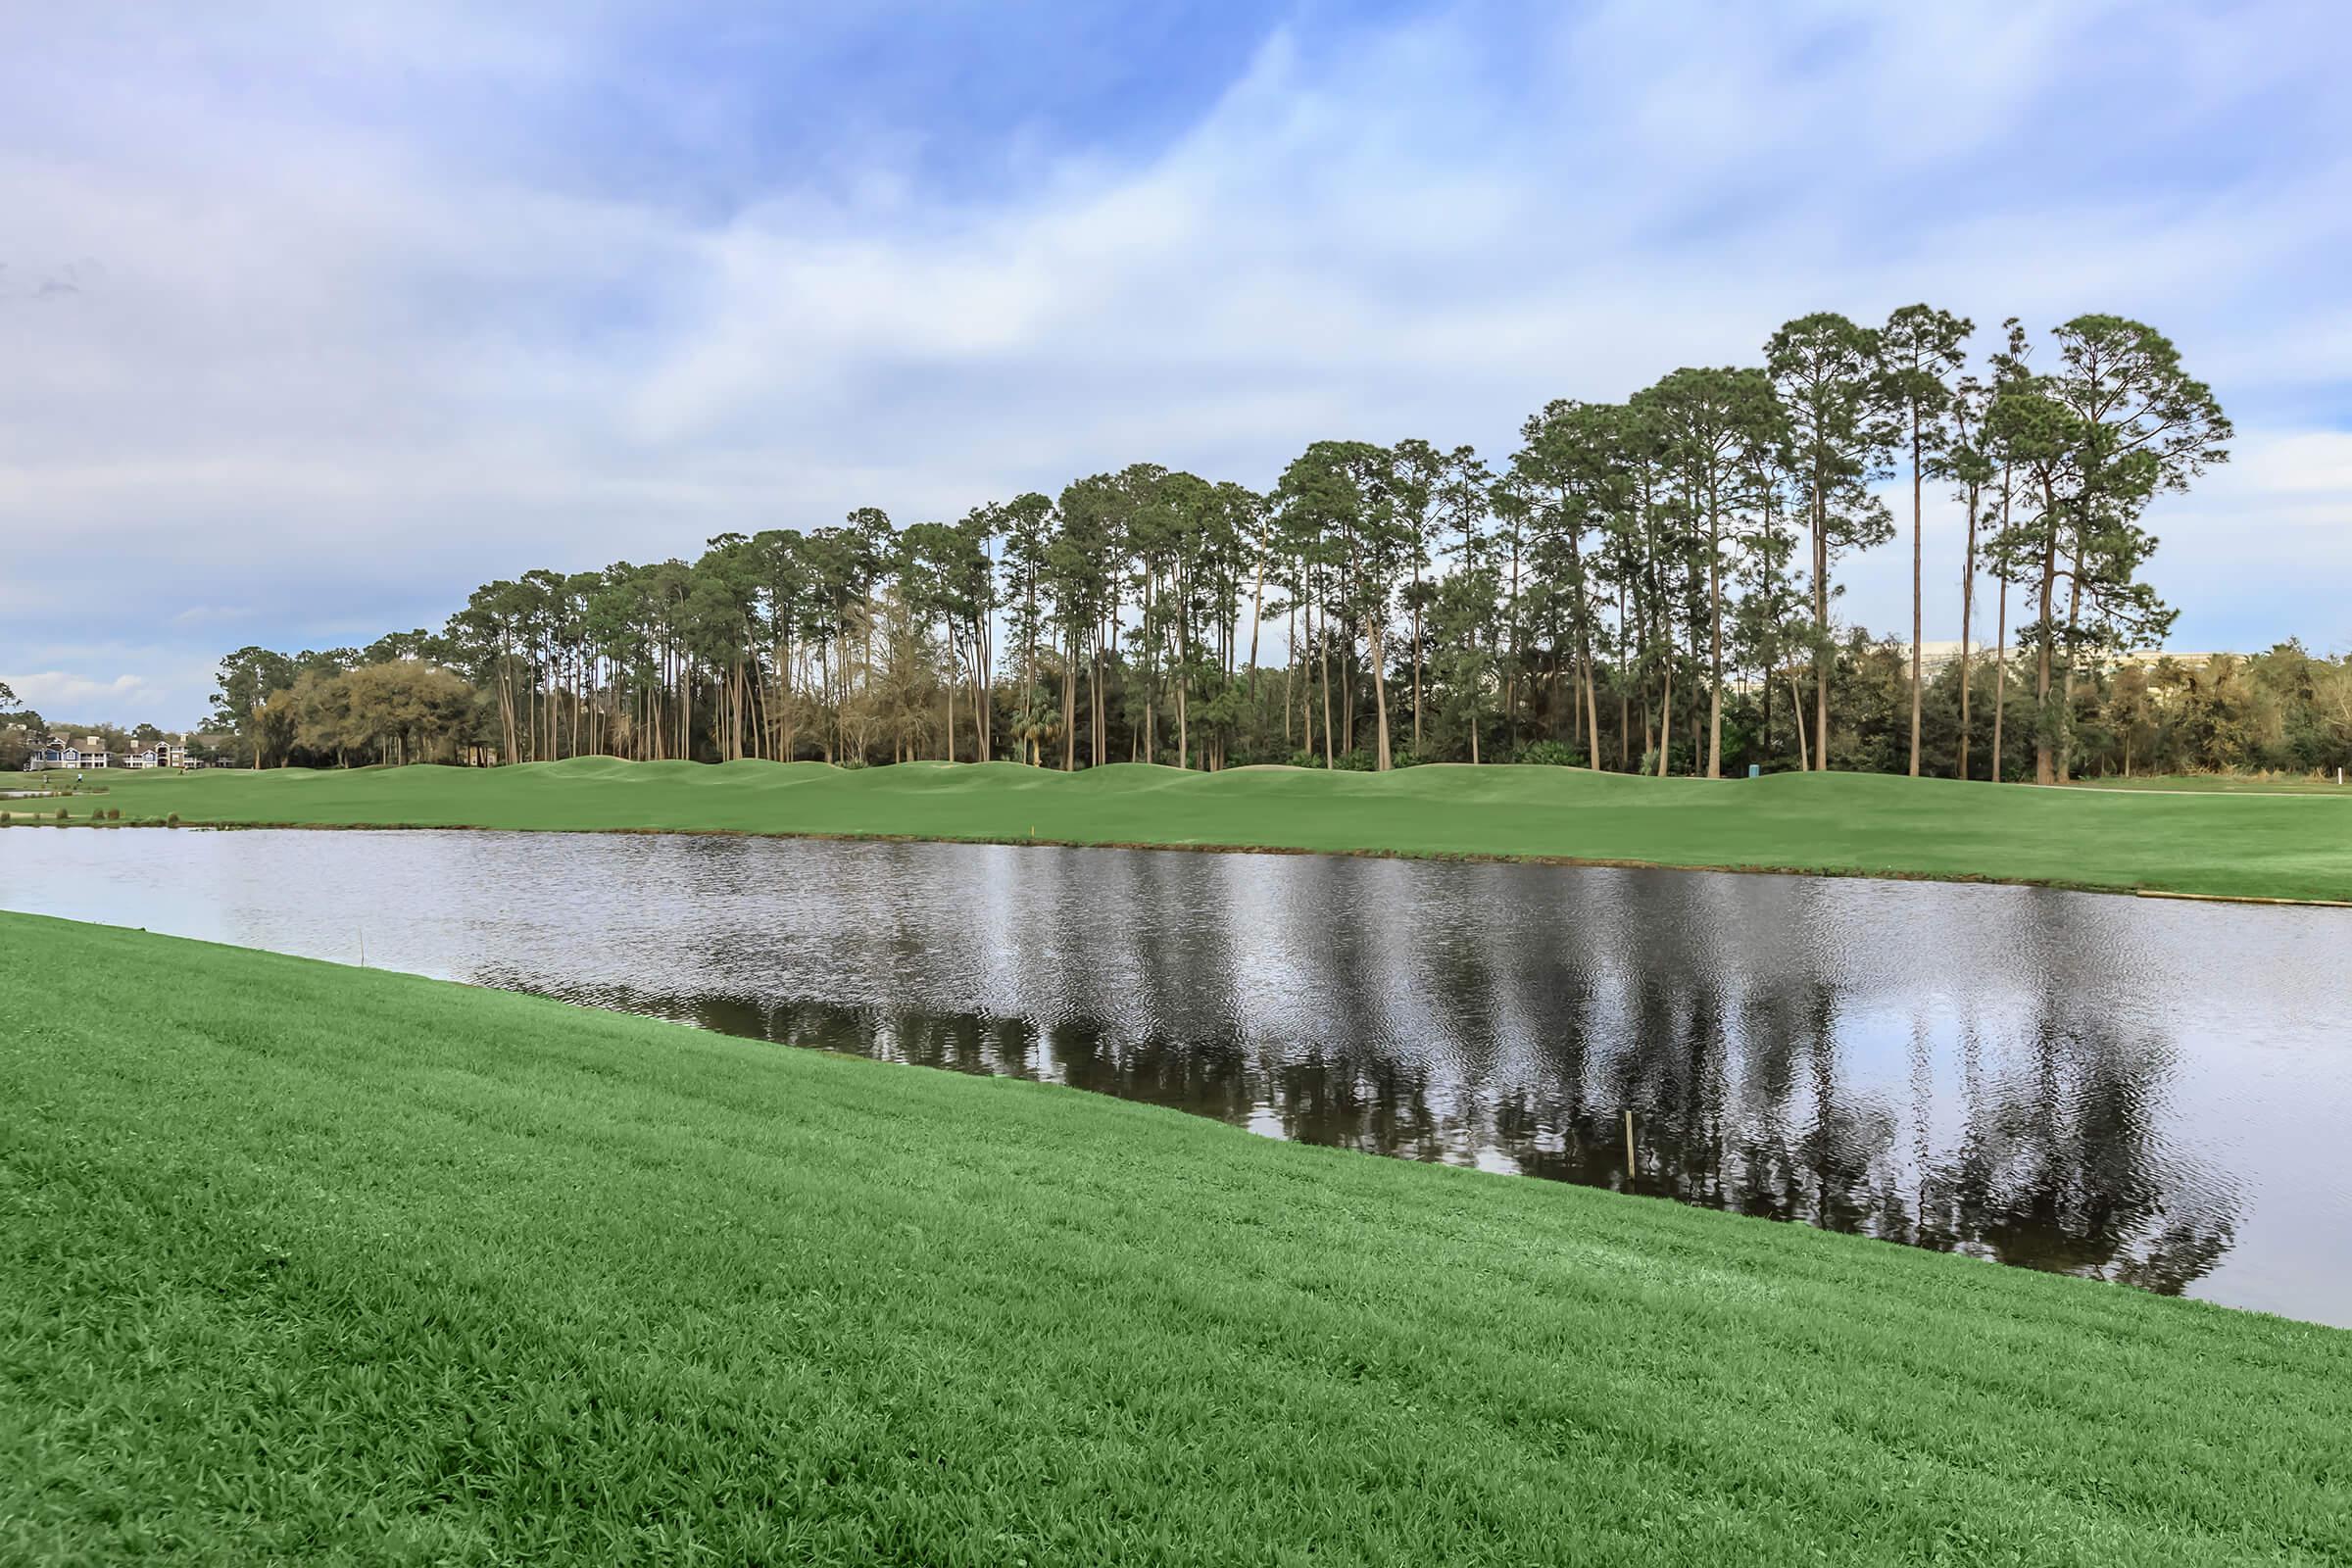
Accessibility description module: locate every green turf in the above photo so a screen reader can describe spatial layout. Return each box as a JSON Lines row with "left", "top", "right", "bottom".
{"left": 2061, "top": 773, "right": 2351, "bottom": 795}
{"left": 2, "top": 913, "right": 2347, "bottom": 1564}
{"left": 29, "top": 756, "right": 2352, "bottom": 901}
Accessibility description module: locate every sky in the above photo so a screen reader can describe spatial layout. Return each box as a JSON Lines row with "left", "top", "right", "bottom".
{"left": 3, "top": 0, "right": 2348, "bottom": 729}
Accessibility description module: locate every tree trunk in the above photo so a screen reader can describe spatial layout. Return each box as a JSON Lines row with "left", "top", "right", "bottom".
{"left": 1246, "top": 527, "right": 1268, "bottom": 701}
{"left": 1298, "top": 600, "right": 1312, "bottom": 758}
{"left": 781, "top": 633, "right": 798, "bottom": 762}
{"left": 1813, "top": 468, "right": 1831, "bottom": 770}
{"left": 1957, "top": 477, "right": 1980, "bottom": 782}
{"left": 1061, "top": 633, "right": 1076, "bottom": 771}
{"left": 1705, "top": 488, "right": 1723, "bottom": 780}
{"left": 1686, "top": 603, "right": 1704, "bottom": 777}
{"left": 2033, "top": 479, "right": 2060, "bottom": 786}
{"left": 1282, "top": 602, "right": 1297, "bottom": 749}
{"left": 1991, "top": 571, "right": 2008, "bottom": 784}
{"left": 1318, "top": 600, "right": 1335, "bottom": 769}
{"left": 2058, "top": 541, "right": 2084, "bottom": 785}
{"left": 1908, "top": 415, "right": 1924, "bottom": 778}
{"left": 1410, "top": 565, "right": 1424, "bottom": 754}
{"left": 1141, "top": 572, "right": 1156, "bottom": 764}
{"left": 1788, "top": 669, "right": 1810, "bottom": 770}
{"left": 1342, "top": 649, "right": 1354, "bottom": 757}
{"left": 1505, "top": 534, "right": 1521, "bottom": 756}
{"left": 1618, "top": 580, "right": 1631, "bottom": 769}
{"left": 1655, "top": 643, "right": 1674, "bottom": 779}
{"left": 1466, "top": 623, "right": 1481, "bottom": 765}
{"left": 1368, "top": 618, "right": 1393, "bottom": 770}
{"left": 1582, "top": 649, "right": 1600, "bottom": 772}
{"left": 1174, "top": 623, "right": 1190, "bottom": 769}
{"left": 978, "top": 612, "right": 993, "bottom": 761}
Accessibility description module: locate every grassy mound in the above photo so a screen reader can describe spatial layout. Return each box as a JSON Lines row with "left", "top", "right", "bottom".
{"left": 51, "top": 760, "right": 2352, "bottom": 900}
{"left": 3, "top": 912, "right": 2345, "bottom": 1563}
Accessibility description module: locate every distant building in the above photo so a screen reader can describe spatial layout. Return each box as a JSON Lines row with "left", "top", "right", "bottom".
{"left": 1902, "top": 641, "right": 2012, "bottom": 680}
{"left": 1888, "top": 643, "right": 2239, "bottom": 679}
{"left": 23, "top": 732, "right": 199, "bottom": 771}
{"left": 2109, "top": 650, "right": 2238, "bottom": 674}
{"left": 23, "top": 741, "right": 108, "bottom": 771}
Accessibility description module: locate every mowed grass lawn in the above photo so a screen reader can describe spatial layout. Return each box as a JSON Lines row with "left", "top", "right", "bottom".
{"left": 32, "top": 756, "right": 2352, "bottom": 901}
{"left": 4, "top": 913, "right": 2348, "bottom": 1564}
{"left": 2062, "top": 772, "right": 2352, "bottom": 795}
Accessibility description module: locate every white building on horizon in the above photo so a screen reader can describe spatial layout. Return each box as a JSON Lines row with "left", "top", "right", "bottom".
{"left": 23, "top": 742, "right": 108, "bottom": 771}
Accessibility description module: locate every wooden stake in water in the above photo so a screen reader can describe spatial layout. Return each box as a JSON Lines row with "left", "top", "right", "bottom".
{"left": 1623, "top": 1109, "right": 1636, "bottom": 1182}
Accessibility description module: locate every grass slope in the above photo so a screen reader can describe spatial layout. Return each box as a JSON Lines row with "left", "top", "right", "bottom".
{"left": 4, "top": 913, "right": 2347, "bottom": 1564}
{"left": 2061, "top": 773, "right": 2351, "bottom": 795}
{"left": 29, "top": 757, "right": 2352, "bottom": 901}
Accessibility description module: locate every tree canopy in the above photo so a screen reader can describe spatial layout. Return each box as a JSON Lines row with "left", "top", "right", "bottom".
{"left": 198, "top": 311, "right": 2300, "bottom": 781}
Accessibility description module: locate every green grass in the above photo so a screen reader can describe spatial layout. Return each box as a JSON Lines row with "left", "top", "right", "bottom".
{"left": 36, "top": 756, "right": 2352, "bottom": 901}
{"left": 2061, "top": 772, "right": 2352, "bottom": 795}
{"left": 3, "top": 913, "right": 2348, "bottom": 1564}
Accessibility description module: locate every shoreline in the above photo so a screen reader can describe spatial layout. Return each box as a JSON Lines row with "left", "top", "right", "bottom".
{"left": 17, "top": 760, "right": 2352, "bottom": 907}
{"left": 23, "top": 811, "right": 2352, "bottom": 909}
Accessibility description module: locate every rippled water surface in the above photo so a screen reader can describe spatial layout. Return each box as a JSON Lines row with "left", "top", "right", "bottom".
{"left": 7, "top": 828, "right": 2349, "bottom": 1323}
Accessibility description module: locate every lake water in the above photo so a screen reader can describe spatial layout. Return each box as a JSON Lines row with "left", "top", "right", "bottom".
{"left": 6, "top": 827, "right": 2348, "bottom": 1325}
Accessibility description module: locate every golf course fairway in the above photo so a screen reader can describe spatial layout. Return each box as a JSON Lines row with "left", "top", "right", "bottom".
{"left": 3, "top": 912, "right": 2347, "bottom": 1563}
{"left": 21, "top": 757, "right": 2352, "bottom": 903}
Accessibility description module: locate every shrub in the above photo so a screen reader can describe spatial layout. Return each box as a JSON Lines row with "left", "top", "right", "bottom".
{"left": 167, "top": 812, "right": 181, "bottom": 828}
{"left": 1518, "top": 740, "right": 1579, "bottom": 767}
{"left": 1637, "top": 741, "right": 1696, "bottom": 777}
{"left": 56, "top": 808, "right": 70, "bottom": 822}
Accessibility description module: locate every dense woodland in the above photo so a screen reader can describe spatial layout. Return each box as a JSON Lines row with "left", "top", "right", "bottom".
{"left": 181, "top": 310, "right": 2350, "bottom": 781}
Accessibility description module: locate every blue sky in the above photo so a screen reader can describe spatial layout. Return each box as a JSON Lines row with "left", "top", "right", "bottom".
{"left": 4, "top": 0, "right": 2348, "bottom": 727}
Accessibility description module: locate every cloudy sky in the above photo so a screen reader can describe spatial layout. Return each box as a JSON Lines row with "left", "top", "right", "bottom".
{"left": 3, "top": 0, "right": 2347, "bottom": 727}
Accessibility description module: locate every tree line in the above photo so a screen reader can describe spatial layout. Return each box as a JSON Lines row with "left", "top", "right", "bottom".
{"left": 206, "top": 309, "right": 2338, "bottom": 782}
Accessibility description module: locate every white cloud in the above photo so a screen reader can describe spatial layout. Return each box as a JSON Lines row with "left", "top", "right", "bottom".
{"left": 2, "top": 670, "right": 152, "bottom": 714}
{"left": 2, "top": 0, "right": 2348, "bottom": 722}
{"left": 2241, "top": 431, "right": 2352, "bottom": 497}
{"left": 168, "top": 605, "right": 254, "bottom": 627}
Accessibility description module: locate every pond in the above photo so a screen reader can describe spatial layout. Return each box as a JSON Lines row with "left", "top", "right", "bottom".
{"left": 5, "top": 827, "right": 2348, "bottom": 1324}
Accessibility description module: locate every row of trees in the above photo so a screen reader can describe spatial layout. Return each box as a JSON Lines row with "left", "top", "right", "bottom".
{"left": 213, "top": 310, "right": 2278, "bottom": 782}
{"left": 201, "top": 635, "right": 2352, "bottom": 780}
{"left": 1828, "top": 639, "right": 2352, "bottom": 778}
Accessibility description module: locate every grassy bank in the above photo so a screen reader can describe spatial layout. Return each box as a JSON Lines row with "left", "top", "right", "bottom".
{"left": 28, "top": 756, "right": 2352, "bottom": 901}
{"left": 4, "top": 913, "right": 2347, "bottom": 1563}
{"left": 2061, "top": 772, "right": 2351, "bottom": 795}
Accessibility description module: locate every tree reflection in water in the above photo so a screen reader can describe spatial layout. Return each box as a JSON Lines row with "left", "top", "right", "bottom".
{"left": 497, "top": 849, "right": 2242, "bottom": 1299}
